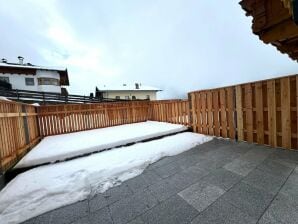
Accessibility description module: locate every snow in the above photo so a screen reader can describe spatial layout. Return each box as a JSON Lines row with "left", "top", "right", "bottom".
{"left": 0, "top": 62, "right": 66, "bottom": 72}
{"left": 0, "top": 96, "right": 11, "bottom": 101}
{"left": 15, "top": 121, "right": 188, "bottom": 168}
{"left": 0, "top": 132, "right": 213, "bottom": 224}
{"left": 97, "top": 83, "right": 161, "bottom": 91}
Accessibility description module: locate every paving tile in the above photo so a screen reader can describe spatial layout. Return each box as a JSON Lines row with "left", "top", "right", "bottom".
{"left": 125, "top": 170, "right": 162, "bottom": 193}
{"left": 103, "top": 183, "right": 133, "bottom": 205}
{"left": 22, "top": 212, "right": 52, "bottom": 224}
{"left": 268, "top": 149, "right": 298, "bottom": 164}
{"left": 50, "top": 200, "right": 89, "bottom": 224}
{"left": 279, "top": 181, "right": 298, "bottom": 201}
{"left": 221, "top": 182, "right": 274, "bottom": 219}
{"left": 89, "top": 193, "right": 108, "bottom": 213}
{"left": 259, "top": 193, "right": 298, "bottom": 224}
{"left": 88, "top": 207, "right": 113, "bottom": 224}
{"left": 153, "top": 161, "right": 184, "bottom": 178}
{"left": 72, "top": 206, "right": 113, "bottom": 224}
{"left": 178, "top": 181, "right": 225, "bottom": 212}
{"left": 196, "top": 157, "right": 229, "bottom": 171}
{"left": 191, "top": 198, "right": 257, "bottom": 224}
{"left": 109, "top": 189, "right": 158, "bottom": 224}
{"left": 141, "top": 195, "right": 199, "bottom": 224}
{"left": 147, "top": 156, "right": 176, "bottom": 170}
{"left": 70, "top": 216, "right": 90, "bottom": 224}
{"left": 240, "top": 147, "right": 272, "bottom": 164}
{"left": 224, "top": 158, "right": 257, "bottom": 176}
{"left": 148, "top": 178, "right": 179, "bottom": 202}
{"left": 201, "top": 168, "right": 242, "bottom": 191}
{"left": 127, "top": 217, "right": 145, "bottom": 224}
{"left": 257, "top": 159, "right": 294, "bottom": 178}
{"left": 243, "top": 168, "right": 287, "bottom": 194}
{"left": 166, "top": 165, "right": 210, "bottom": 191}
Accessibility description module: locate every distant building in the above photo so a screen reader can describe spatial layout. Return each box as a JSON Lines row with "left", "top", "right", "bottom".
{"left": 95, "top": 83, "right": 161, "bottom": 100}
{"left": 0, "top": 57, "right": 69, "bottom": 93}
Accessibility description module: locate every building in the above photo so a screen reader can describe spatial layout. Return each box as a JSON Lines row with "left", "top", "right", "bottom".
{"left": 0, "top": 57, "right": 69, "bottom": 93}
{"left": 95, "top": 83, "right": 161, "bottom": 100}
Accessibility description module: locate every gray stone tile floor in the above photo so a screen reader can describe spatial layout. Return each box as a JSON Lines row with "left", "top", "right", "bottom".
{"left": 22, "top": 138, "right": 298, "bottom": 224}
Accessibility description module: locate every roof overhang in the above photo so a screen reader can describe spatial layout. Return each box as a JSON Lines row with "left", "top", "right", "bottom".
{"left": 240, "top": 0, "right": 298, "bottom": 62}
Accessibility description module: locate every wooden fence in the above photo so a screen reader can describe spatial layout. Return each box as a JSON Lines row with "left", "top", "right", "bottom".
{"left": 149, "top": 100, "right": 189, "bottom": 126}
{"left": 0, "top": 100, "right": 40, "bottom": 172}
{"left": 189, "top": 75, "right": 298, "bottom": 150}
{"left": 0, "top": 74, "right": 297, "bottom": 173}
{"left": 37, "top": 101, "right": 151, "bottom": 136}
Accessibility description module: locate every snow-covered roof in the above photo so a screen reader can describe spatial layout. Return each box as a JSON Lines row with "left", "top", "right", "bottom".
{"left": 0, "top": 62, "right": 66, "bottom": 72}
{"left": 0, "top": 62, "right": 69, "bottom": 85}
{"left": 97, "top": 84, "right": 162, "bottom": 92}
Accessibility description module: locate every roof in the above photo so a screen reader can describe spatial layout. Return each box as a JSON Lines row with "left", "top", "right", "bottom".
{"left": 0, "top": 62, "right": 69, "bottom": 85}
{"left": 96, "top": 84, "right": 162, "bottom": 92}
{"left": 240, "top": 0, "right": 298, "bottom": 62}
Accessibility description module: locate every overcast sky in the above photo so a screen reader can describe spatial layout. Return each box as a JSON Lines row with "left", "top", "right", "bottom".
{"left": 0, "top": 0, "right": 297, "bottom": 99}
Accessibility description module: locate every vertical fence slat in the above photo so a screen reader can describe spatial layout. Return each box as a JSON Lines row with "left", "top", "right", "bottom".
{"left": 255, "top": 82, "right": 264, "bottom": 144}
{"left": 281, "top": 77, "right": 292, "bottom": 149}
{"left": 267, "top": 80, "right": 277, "bottom": 147}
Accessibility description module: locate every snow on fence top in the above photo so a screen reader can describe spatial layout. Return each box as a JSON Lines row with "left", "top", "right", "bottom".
{"left": 15, "top": 121, "right": 188, "bottom": 168}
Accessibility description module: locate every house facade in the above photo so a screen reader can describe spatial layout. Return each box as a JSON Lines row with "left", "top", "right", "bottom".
{"left": 0, "top": 57, "right": 69, "bottom": 93}
{"left": 96, "top": 83, "right": 161, "bottom": 100}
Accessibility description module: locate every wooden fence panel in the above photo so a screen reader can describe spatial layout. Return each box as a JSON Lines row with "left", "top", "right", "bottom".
{"left": 37, "top": 101, "right": 151, "bottom": 136}
{"left": 189, "top": 74, "right": 297, "bottom": 150}
{"left": 149, "top": 100, "right": 189, "bottom": 126}
{"left": 0, "top": 100, "right": 40, "bottom": 172}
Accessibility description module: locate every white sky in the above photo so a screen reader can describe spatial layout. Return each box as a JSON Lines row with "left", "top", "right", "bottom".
{"left": 0, "top": 0, "right": 297, "bottom": 99}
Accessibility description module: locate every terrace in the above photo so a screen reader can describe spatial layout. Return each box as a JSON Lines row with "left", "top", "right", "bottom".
{"left": 1, "top": 0, "right": 298, "bottom": 223}
{"left": 0, "top": 74, "right": 297, "bottom": 224}
{"left": 22, "top": 139, "right": 298, "bottom": 224}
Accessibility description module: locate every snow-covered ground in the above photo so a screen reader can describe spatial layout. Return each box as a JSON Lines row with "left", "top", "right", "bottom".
{"left": 15, "top": 121, "right": 188, "bottom": 168}
{"left": 0, "top": 132, "right": 212, "bottom": 224}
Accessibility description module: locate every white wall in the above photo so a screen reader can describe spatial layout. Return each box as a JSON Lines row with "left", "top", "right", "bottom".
{"left": 102, "top": 91, "right": 157, "bottom": 100}
{"left": 36, "top": 70, "right": 61, "bottom": 93}
{"left": 0, "top": 70, "right": 61, "bottom": 93}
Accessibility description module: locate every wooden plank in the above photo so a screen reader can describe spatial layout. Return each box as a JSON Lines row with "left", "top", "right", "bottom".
{"left": 213, "top": 90, "right": 220, "bottom": 137}
{"left": 255, "top": 82, "right": 264, "bottom": 144}
{"left": 227, "top": 87, "right": 235, "bottom": 139}
{"left": 220, "top": 89, "right": 227, "bottom": 138}
{"left": 245, "top": 84, "right": 254, "bottom": 143}
{"left": 201, "top": 92, "right": 208, "bottom": 134}
{"left": 281, "top": 77, "right": 291, "bottom": 149}
{"left": 267, "top": 80, "right": 277, "bottom": 147}
{"left": 196, "top": 93, "right": 202, "bottom": 133}
{"left": 207, "top": 91, "right": 214, "bottom": 135}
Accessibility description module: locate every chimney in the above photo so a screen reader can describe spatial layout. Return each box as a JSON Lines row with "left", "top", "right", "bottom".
{"left": 18, "top": 56, "right": 24, "bottom": 65}
{"left": 135, "top": 83, "right": 139, "bottom": 89}
{"left": 1, "top": 58, "right": 7, "bottom": 63}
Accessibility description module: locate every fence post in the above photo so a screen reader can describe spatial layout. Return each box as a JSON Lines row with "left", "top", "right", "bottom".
{"left": 21, "top": 105, "right": 30, "bottom": 148}
{"left": 188, "top": 93, "right": 193, "bottom": 130}
{"left": 42, "top": 92, "right": 45, "bottom": 105}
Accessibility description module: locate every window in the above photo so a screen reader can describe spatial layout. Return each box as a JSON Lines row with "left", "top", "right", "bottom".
{"left": 115, "top": 96, "right": 120, "bottom": 99}
{"left": 132, "top": 96, "right": 136, "bottom": 100}
{"left": 38, "top": 78, "right": 59, "bottom": 86}
{"left": 25, "top": 78, "right": 35, "bottom": 86}
{"left": 0, "top": 76, "right": 9, "bottom": 83}
{"left": 125, "top": 96, "right": 130, "bottom": 100}
{"left": 146, "top": 95, "right": 150, "bottom": 100}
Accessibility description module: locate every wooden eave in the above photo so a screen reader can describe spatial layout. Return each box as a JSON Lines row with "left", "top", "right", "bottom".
{"left": 240, "top": 0, "right": 298, "bottom": 62}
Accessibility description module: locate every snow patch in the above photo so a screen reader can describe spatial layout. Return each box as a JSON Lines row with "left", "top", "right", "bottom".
{"left": 0, "top": 132, "right": 212, "bottom": 224}
{"left": 15, "top": 121, "right": 187, "bottom": 168}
